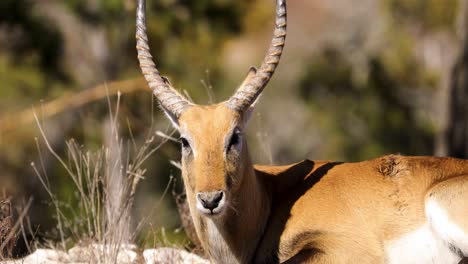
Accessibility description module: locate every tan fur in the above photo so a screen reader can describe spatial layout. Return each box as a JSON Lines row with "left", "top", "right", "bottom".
{"left": 255, "top": 156, "right": 468, "bottom": 263}
{"left": 178, "top": 105, "right": 270, "bottom": 264}
{"left": 136, "top": 0, "right": 468, "bottom": 261}
{"left": 174, "top": 105, "right": 468, "bottom": 263}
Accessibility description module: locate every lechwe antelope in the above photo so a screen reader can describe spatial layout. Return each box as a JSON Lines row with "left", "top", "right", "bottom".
{"left": 136, "top": 0, "right": 468, "bottom": 263}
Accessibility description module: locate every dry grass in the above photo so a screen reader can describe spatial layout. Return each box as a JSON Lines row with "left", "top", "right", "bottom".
{"left": 0, "top": 197, "right": 32, "bottom": 261}
{"left": 29, "top": 92, "right": 172, "bottom": 263}
{"left": 0, "top": 198, "right": 13, "bottom": 259}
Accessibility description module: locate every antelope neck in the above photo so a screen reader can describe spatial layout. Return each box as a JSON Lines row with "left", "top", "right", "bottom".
{"left": 198, "top": 152, "right": 272, "bottom": 263}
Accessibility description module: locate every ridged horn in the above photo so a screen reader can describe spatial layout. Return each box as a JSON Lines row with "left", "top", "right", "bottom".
{"left": 226, "top": 0, "right": 287, "bottom": 111}
{"left": 136, "top": 0, "right": 192, "bottom": 118}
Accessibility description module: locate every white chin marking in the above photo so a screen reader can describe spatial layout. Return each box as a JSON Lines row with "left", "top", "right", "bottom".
{"left": 426, "top": 199, "right": 468, "bottom": 256}
{"left": 385, "top": 224, "right": 461, "bottom": 264}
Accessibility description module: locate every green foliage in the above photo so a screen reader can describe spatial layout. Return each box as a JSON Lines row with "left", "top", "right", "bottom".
{"left": 63, "top": 0, "right": 125, "bottom": 22}
{"left": 295, "top": 0, "right": 452, "bottom": 161}
{"left": 142, "top": 0, "right": 252, "bottom": 103}
{"left": 386, "top": 0, "right": 458, "bottom": 31}
{"left": 0, "top": 0, "right": 64, "bottom": 77}
{"left": 299, "top": 47, "right": 434, "bottom": 161}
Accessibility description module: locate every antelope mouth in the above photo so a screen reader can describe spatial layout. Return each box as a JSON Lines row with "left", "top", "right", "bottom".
{"left": 197, "top": 203, "right": 225, "bottom": 217}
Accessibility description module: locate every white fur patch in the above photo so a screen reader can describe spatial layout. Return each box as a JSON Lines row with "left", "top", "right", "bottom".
{"left": 205, "top": 220, "right": 240, "bottom": 264}
{"left": 385, "top": 224, "right": 461, "bottom": 264}
{"left": 426, "top": 199, "right": 468, "bottom": 255}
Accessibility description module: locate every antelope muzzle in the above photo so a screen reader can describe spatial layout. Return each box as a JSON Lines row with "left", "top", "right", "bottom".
{"left": 196, "top": 191, "right": 226, "bottom": 216}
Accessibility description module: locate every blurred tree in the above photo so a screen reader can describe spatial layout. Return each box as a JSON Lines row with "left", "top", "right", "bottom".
{"left": 386, "top": 0, "right": 457, "bottom": 31}
{"left": 299, "top": 47, "right": 434, "bottom": 161}
{"left": 447, "top": 0, "right": 468, "bottom": 158}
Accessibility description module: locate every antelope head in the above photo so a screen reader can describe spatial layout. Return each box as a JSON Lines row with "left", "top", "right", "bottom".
{"left": 136, "top": 0, "right": 286, "bottom": 220}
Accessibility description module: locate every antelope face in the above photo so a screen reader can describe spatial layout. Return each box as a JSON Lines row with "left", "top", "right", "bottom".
{"left": 177, "top": 105, "right": 248, "bottom": 217}
{"left": 136, "top": 0, "right": 286, "bottom": 218}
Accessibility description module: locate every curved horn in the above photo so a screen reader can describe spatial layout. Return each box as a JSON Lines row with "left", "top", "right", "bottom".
{"left": 136, "top": 0, "right": 192, "bottom": 117}
{"left": 226, "top": 0, "right": 287, "bottom": 111}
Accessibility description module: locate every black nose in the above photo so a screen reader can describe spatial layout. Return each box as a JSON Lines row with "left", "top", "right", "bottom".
{"left": 197, "top": 191, "right": 224, "bottom": 210}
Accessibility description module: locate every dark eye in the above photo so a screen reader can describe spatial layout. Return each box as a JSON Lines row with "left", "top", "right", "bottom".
{"left": 228, "top": 130, "right": 241, "bottom": 151}
{"left": 180, "top": 137, "right": 190, "bottom": 149}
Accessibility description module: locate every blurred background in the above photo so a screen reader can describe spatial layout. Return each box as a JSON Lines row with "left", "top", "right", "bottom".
{"left": 1, "top": 0, "right": 468, "bottom": 256}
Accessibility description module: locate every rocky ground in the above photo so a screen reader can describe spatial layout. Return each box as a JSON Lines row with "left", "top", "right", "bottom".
{"left": 0, "top": 245, "right": 209, "bottom": 264}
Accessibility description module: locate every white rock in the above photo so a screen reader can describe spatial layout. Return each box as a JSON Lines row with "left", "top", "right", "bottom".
{"left": 0, "top": 246, "right": 209, "bottom": 264}
{"left": 143, "top": 248, "right": 210, "bottom": 264}
{"left": 19, "top": 249, "right": 69, "bottom": 264}
{"left": 68, "top": 243, "right": 138, "bottom": 263}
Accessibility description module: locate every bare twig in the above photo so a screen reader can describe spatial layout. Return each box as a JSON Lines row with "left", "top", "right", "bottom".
{"left": 0, "top": 78, "right": 147, "bottom": 135}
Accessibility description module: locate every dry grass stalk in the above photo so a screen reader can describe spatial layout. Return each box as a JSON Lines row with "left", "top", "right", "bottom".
{"left": 30, "top": 93, "right": 170, "bottom": 263}
{"left": 0, "top": 198, "right": 13, "bottom": 259}
{"left": 172, "top": 189, "right": 204, "bottom": 257}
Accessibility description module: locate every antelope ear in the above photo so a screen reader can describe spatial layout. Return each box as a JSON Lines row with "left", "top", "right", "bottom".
{"left": 240, "top": 67, "right": 259, "bottom": 124}
{"left": 158, "top": 76, "right": 182, "bottom": 129}
{"left": 240, "top": 66, "right": 257, "bottom": 89}
{"left": 244, "top": 95, "right": 260, "bottom": 124}
{"left": 160, "top": 104, "right": 180, "bottom": 130}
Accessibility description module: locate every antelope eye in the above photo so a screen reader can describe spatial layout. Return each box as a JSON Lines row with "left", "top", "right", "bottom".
{"left": 180, "top": 137, "right": 190, "bottom": 149}
{"left": 228, "top": 130, "right": 241, "bottom": 151}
